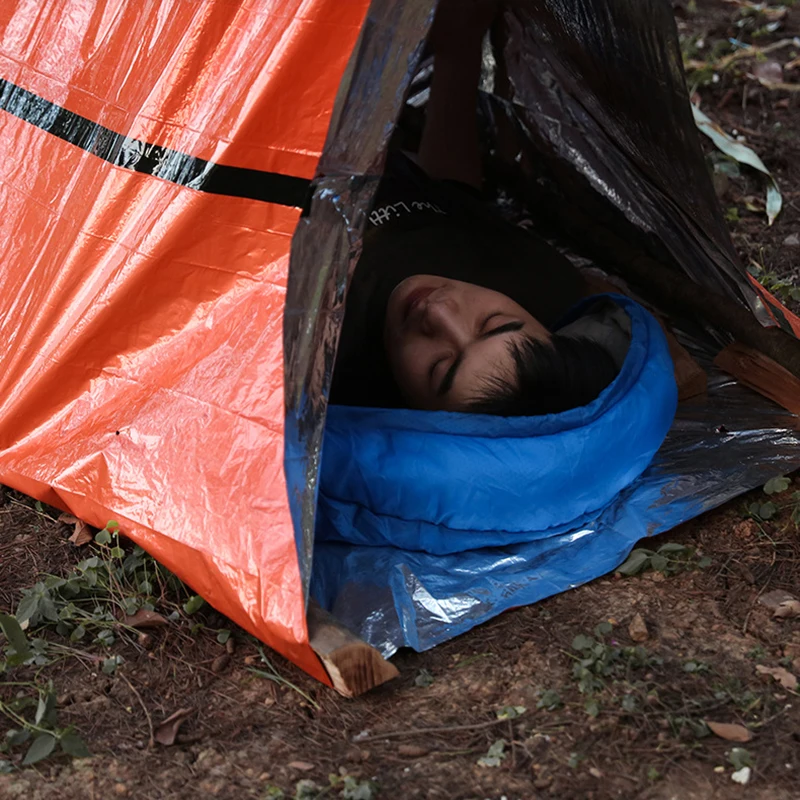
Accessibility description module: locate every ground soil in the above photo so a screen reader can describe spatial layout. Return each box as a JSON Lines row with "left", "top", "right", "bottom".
{"left": 2, "top": 2, "right": 800, "bottom": 799}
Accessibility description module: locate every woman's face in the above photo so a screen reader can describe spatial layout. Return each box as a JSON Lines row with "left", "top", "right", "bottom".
{"left": 384, "top": 275, "right": 550, "bottom": 411}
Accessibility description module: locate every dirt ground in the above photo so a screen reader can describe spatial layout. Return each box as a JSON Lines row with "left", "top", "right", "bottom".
{"left": 2, "top": 2, "right": 800, "bottom": 798}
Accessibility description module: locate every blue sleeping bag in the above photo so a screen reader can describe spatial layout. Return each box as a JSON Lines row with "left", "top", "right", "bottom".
{"left": 317, "top": 295, "right": 677, "bottom": 554}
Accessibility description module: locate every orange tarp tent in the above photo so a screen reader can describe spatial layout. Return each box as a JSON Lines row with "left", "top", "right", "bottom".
{"left": 0, "top": 0, "right": 378, "bottom": 684}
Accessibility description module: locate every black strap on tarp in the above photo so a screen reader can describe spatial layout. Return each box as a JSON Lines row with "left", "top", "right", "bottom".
{"left": 0, "top": 78, "right": 310, "bottom": 208}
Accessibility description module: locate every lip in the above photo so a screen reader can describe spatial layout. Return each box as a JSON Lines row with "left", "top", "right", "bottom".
{"left": 402, "top": 286, "right": 436, "bottom": 322}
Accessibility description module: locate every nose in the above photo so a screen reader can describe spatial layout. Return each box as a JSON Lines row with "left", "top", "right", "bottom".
{"left": 420, "top": 296, "right": 471, "bottom": 348}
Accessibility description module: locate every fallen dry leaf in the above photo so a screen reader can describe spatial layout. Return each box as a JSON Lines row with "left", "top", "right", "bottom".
{"left": 211, "top": 654, "right": 230, "bottom": 674}
{"left": 588, "top": 767, "right": 604, "bottom": 779}
{"left": 124, "top": 610, "right": 168, "bottom": 629}
{"left": 69, "top": 520, "right": 94, "bottom": 546}
{"left": 628, "top": 613, "right": 649, "bottom": 643}
{"left": 154, "top": 708, "right": 193, "bottom": 746}
{"left": 753, "top": 59, "right": 784, "bottom": 85}
{"left": 773, "top": 600, "right": 800, "bottom": 619}
{"left": 397, "top": 744, "right": 429, "bottom": 757}
{"left": 287, "top": 761, "right": 315, "bottom": 771}
{"left": 706, "top": 721, "right": 753, "bottom": 743}
{"left": 756, "top": 664, "right": 798, "bottom": 691}
{"left": 758, "top": 589, "right": 797, "bottom": 610}
{"left": 58, "top": 512, "right": 79, "bottom": 525}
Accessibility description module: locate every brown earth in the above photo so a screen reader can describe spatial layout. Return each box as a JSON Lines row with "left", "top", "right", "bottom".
{"left": 2, "top": 1, "right": 800, "bottom": 798}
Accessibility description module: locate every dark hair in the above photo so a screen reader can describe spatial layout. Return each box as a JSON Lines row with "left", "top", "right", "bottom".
{"left": 467, "top": 334, "right": 620, "bottom": 416}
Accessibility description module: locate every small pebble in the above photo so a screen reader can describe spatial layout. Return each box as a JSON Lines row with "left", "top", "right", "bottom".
{"left": 784, "top": 234, "right": 800, "bottom": 247}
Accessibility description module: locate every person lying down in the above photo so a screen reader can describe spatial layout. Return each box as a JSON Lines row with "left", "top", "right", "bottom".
{"left": 316, "top": 0, "right": 681, "bottom": 555}
{"left": 330, "top": 0, "right": 668, "bottom": 415}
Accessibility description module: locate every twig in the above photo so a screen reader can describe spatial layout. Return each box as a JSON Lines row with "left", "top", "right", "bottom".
{"left": 354, "top": 717, "right": 556, "bottom": 742}
{"left": 755, "top": 80, "right": 800, "bottom": 94}
{"left": 686, "top": 39, "right": 800, "bottom": 74}
{"left": 717, "top": 38, "right": 799, "bottom": 70}
{"left": 120, "top": 673, "right": 155, "bottom": 748}
{"left": 742, "top": 584, "right": 769, "bottom": 634}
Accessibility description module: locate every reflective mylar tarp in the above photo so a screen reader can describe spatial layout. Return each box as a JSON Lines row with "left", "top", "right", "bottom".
{"left": 296, "top": 0, "right": 800, "bottom": 655}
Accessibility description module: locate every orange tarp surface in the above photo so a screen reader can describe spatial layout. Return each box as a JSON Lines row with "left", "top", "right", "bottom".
{"left": 0, "top": 0, "right": 369, "bottom": 681}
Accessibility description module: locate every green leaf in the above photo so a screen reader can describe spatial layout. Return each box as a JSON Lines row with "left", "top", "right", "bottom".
{"left": 536, "top": 689, "right": 562, "bottom": 711}
{"left": 5, "top": 729, "right": 31, "bottom": 748}
{"left": 764, "top": 476, "right": 791, "bottom": 495}
{"left": 35, "top": 691, "right": 57, "bottom": 726}
{"left": 59, "top": 731, "right": 90, "bottom": 758}
{"left": 621, "top": 694, "right": 637, "bottom": 713}
{"left": 477, "top": 739, "right": 506, "bottom": 768}
{"left": 102, "top": 656, "right": 122, "bottom": 675}
{"left": 123, "top": 598, "right": 140, "bottom": 616}
{"left": 594, "top": 621, "right": 613, "bottom": 637}
{"left": 567, "top": 751, "right": 584, "bottom": 769}
{"left": 650, "top": 554, "right": 668, "bottom": 572}
{"left": 759, "top": 502, "right": 778, "bottom": 520}
{"left": 729, "top": 747, "right": 753, "bottom": 770}
{"left": 584, "top": 698, "right": 600, "bottom": 717}
{"left": 0, "top": 613, "right": 32, "bottom": 661}
{"left": 39, "top": 595, "right": 59, "bottom": 623}
{"left": 414, "top": 668, "right": 434, "bottom": 688}
{"left": 70, "top": 625, "right": 86, "bottom": 642}
{"left": 95, "top": 529, "right": 112, "bottom": 545}
{"left": 571, "top": 634, "right": 594, "bottom": 652}
{"left": 693, "top": 104, "right": 782, "bottom": 225}
{"left": 340, "top": 776, "right": 378, "bottom": 800}
{"left": 216, "top": 629, "right": 231, "bottom": 645}
{"left": 0, "top": 759, "right": 13, "bottom": 774}
{"left": 657, "top": 542, "right": 687, "bottom": 554}
{"left": 496, "top": 705, "right": 526, "bottom": 720}
{"left": 110, "top": 546, "right": 124, "bottom": 559}
{"left": 617, "top": 549, "right": 651, "bottom": 576}
{"left": 22, "top": 733, "right": 56, "bottom": 765}
{"left": 15, "top": 593, "right": 42, "bottom": 627}
{"left": 183, "top": 595, "right": 205, "bottom": 615}
{"left": 294, "top": 780, "right": 322, "bottom": 800}
{"left": 696, "top": 556, "right": 713, "bottom": 569}
{"left": 95, "top": 629, "right": 115, "bottom": 647}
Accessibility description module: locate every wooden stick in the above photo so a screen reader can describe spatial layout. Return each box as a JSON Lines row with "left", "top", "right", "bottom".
{"left": 307, "top": 601, "right": 399, "bottom": 697}
{"left": 714, "top": 341, "right": 800, "bottom": 416}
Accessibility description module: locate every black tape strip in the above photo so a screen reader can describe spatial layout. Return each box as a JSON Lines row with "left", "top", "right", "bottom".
{"left": 0, "top": 78, "right": 311, "bottom": 208}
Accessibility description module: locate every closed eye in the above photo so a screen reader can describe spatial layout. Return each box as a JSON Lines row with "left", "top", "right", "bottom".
{"left": 479, "top": 319, "right": 525, "bottom": 340}
{"left": 428, "top": 356, "right": 449, "bottom": 383}
{"left": 480, "top": 312, "right": 504, "bottom": 333}
{"left": 435, "top": 320, "right": 527, "bottom": 397}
